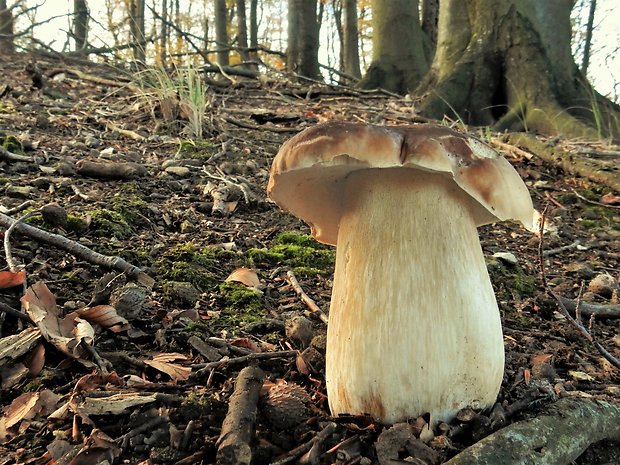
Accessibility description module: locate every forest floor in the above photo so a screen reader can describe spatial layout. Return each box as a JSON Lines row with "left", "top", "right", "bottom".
{"left": 0, "top": 53, "right": 618, "bottom": 465}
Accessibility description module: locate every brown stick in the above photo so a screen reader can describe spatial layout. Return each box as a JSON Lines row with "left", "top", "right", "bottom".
{"left": 76, "top": 160, "right": 149, "bottom": 179}
{"left": 443, "top": 398, "right": 620, "bottom": 465}
{"left": 285, "top": 271, "right": 329, "bottom": 325}
{"left": 190, "top": 350, "right": 297, "bottom": 381}
{"left": 0, "top": 212, "right": 154, "bottom": 287}
{"left": 216, "top": 366, "right": 265, "bottom": 465}
{"left": 557, "top": 295, "right": 620, "bottom": 319}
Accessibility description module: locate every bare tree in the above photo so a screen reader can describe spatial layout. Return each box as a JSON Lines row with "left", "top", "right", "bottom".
{"left": 215, "top": 0, "right": 229, "bottom": 65}
{"left": 581, "top": 0, "right": 596, "bottom": 75}
{"left": 0, "top": 0, "right": 14, "bottom": 53}
{"left": 159, "top": 0, "right": 168, "bottom": 65}
{"left": 73, "top": 0, "right": 89, "bottom": 51}
{"left": 129, "top": 0, "right": 145, "bottom": 62}
{"left": 359, "top": 0, "right": 429, "bottom": 93}
{"left": 342, "top": 0, "right": 361, "bottom": 80}
{"left": 236, "top": 0, "right": 251, "bottom": 66}
{"left": 287, "top": 0, "right": 320, "bottom": 79}
{"left": 420, "top": 0, "right": 439, "bottom": 54}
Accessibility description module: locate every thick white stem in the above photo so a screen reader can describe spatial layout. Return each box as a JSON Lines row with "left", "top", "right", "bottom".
{"left": 326, "top": 169, "right": 504, "bottom": 424}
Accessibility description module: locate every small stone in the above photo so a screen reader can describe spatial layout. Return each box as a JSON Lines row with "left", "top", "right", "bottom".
{"left": 164, "top": 281, "right": 200, "bottom": 307}
{"left": 492, "top": 252, "right": 518, "bottom": 265}
{"left": 85, "top": 136, "right": 101, "bottom": 148}
{"left": 110, "top": 283, "right": 149, "bottom": 320}
{"left": 5, "top": 185, "right": 34, "bottom": 198}
{"left": 565, "top": 262, "right": 596, "bottom": 279}
{"left": 285, "top": 315, "right": 314, "bottom": 348}
{"left": 41, "top": 203, "right": 68, "bottom": 228}
{"left": 588, "top": 273, "right": 618, "bottom": 298}
{"left": 165, "top": 166, "right": 191, "bottom": 177}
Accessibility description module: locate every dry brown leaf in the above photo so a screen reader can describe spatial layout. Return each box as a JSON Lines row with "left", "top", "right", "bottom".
{"left": 0, "top": 270, "right": 25, "bottom": 289}
{"left": 225, "top": 267, "right": 262, "bottom": 289}
{"left": 24, "top": 343, "right": 45, "bottom": 377}
{"left": 21, "top": 281, "right": 95, "bottom": 359}
{"left": 230, "top": 337, "right": 261, "bottom": 352}
{"left": 144, "top": 353, "right": 191, "bottom": 381}
{"left": 601, "top": 192, "right": 620, "bottom": 205}
{"left": 76, "top": 305, "right": 130, "bottom": 332}
{"left": 0, "top": 389, "right": 61, "bottom": 442}
{"left": 74, "top": 372, "right": 124, "bottom": 393}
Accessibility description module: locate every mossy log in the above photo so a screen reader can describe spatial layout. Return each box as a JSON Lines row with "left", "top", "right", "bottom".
{"left": 507, "top": 133, "right": 620, "bottom": 192}
{"left": 444, "top": 398, "right": 620, "bottom": 465}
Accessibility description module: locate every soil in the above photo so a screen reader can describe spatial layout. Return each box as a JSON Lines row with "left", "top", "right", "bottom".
{"left": 0, "top": 53, "right": 618, "bottom": 465}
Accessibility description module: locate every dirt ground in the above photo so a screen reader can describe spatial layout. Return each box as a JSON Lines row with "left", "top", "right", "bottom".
{"left": 0, "top": 53, "right": 618, "bottom": 465}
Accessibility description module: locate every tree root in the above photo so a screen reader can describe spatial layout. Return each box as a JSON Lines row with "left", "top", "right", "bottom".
{"left": 507, "top": 133, "right": 620, "bottom": 192}
{"left": 444, "top": 398, "right": 620, "bottom": 465}
{"left": 216, "top": 366, "right": 265, "bottom": 465}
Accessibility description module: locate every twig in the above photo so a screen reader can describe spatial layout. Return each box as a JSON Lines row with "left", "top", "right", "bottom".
{"left": 216, "top": 366, "right": 265, "bottom": 465}
{"left": 571, "top": 188, "right": 620, "bottom": 210}
{"left": 538, "top": 209, "right": 620, "bottom": 369}
{"left": 4, "top": 211, "right": 35, "bottom": 272}
{"left": 190, "top": 350, "right": 297, "bottom": 381}
{"left": 285, "top": 270, "right": 329, "bottom": 324}
{"left": 542, "top": 240, "right": 584, "bottom": 257}
{"left": 490, "top": 138, "right": 534, "bottom": 160}
{"left": 270, "top": 422, "right": 338, "bottom": 465}
{"left": 556, "top": 295, "right": 620, "bottom": 319}
{"left": 0, "top": 146, "right": 35, "bottom": 163}
{"left": 0, "top": 212, "right": 154, "bottom": 287}
{"left": 0, "top": 200, "right": 34, "bottom": 215}
{"left": 116, "top": 415, "right": 169, "bottom": 448}
{"left": 0, "top": 302, "right": 32, "bottom": 322}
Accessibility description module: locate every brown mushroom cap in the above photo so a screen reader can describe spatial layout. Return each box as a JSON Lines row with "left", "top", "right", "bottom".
{"left": 268, "top": 122, "right": 534, "bottom": 245}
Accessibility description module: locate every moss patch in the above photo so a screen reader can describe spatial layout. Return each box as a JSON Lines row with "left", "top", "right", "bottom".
{"left": 487, "top": 258, "right": 537, "bottom": 300}
{"left": 247, "top": 232, "right": 335, "bottom": 276}
{"left": 86, "top": 208, "right": 133, "bottom": 239}
{"left": 177, "top": 139, "right": 216, "bottom": 160}
{"left": 1, "top": 134, "right": 23, "bottom": 153}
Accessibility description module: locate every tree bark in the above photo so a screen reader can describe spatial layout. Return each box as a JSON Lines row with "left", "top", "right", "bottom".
{"left": 129, "top": 0, "right": 145, "bottom": 63}
{"left": 415, "top": 0, "right": 620, "bottom": 139}
{"left": 159, "top": 0, "right": 168, "bottom": 65}
{"left": 420, "top": 0, "right": 439, "bottom": 54}
{"left": 0, "top": 0, "right": 14, "bottom": 53}
{"left": 215, "top": 0, "right": 229, "bottom": 66}
{"left": 580, "top": 0, "right": 596, "bottom": 75}
{"left": 236, "top": 0, "right": 251, "bottom": 66}
{"left": 286, "top": 0, "right": 321, "bottom": 80}
{"left": 444, "top": 398, "right": 620, "bottom": 465}
{"left": 342, "top": 0, "right": 361, "bottom": 80}
{"left": 358, "top": 0, "right": 429, "bottom": 93}
{"left": 73, "top": 0, "right": 89, "bottom": 51}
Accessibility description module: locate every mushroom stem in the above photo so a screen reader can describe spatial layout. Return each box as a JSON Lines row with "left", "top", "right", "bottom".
{"left": 326, "top": 169, "right": 504, "bottom": 424}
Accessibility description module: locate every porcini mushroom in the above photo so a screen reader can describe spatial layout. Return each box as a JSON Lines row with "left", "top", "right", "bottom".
{"left": 267, "top": 122, "right": 534, "bottom": 424}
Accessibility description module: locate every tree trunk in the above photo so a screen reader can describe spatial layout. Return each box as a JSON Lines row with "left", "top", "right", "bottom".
{"left": 580, "top": 0, "right": 596, "bottom": 75}
{"left": 73, "top": 0, "right": 89, "bottom": 51}
{"left": 236, "top": 0, "right": 251, "bottom": 66}
{"left": 420, "top": 0, "right": 439, "bottom": 54}
{"left": 129, "top": 0, "right": 145, "bottom": 63}
{"left": 286, "top": 0, "right": 321, "bottom": 80}
{"left": 159, "top": 0, "right": 168, "bottom": 65}
{"left": 415, "top": 0, "right": 620, "bottom": 139}
{"left": 0, "top": 0, "right": 14, "bottom": 53}
{"left": 358, "top": 0, "right": 429, "bottom": 93}
{"left": 343, "top": 0, "right": 361, "bottom": 80}
{"left": 215, "top": 0, "right": 229, "bottom": 66}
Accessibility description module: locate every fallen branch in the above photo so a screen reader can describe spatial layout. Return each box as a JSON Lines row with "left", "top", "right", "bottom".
{"left": 0, "top": 146, "right": 35, "bottom": 162}
{"left": 76, "top": 160, "right": 149, "bottom": 179}
{"left": 556, "top": 295, "right": 620, "bottom": 319}
{"left": 190, "top": 350, "right": 297, "bottom": 381}
{"left": 571, "top": 188, "right": 620, "bottom": 210}
{"left": 285, "top": 270, "right": 329, "bottom": 325}
{"left": 443, "top": 398, "right": 620, "bottom": 465}
{"left": 0, "top": 212, "right": 154, "bottom": 287}
{"left": 216, "top": 366, "right": 265, "bottom": 465}
{"left": 270, "top": 422, "right": 338, "bottom": 465}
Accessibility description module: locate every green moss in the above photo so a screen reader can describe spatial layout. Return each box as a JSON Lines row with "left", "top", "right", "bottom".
{"left": 162, "top": 261, "right": 217, "bottom": 290}
{"left": 247, "top": 232, "right": 335, "bottom": 276}
{"left": 1, "top": 134, "right": 23, "bottom": 153}
{"left": 487, "top": 258, "right": 537, "bottom": 299}
{"left": 578, "top": 219, "right": 600, "bottom": 230}
{"left": 177, "top": 139, "right": 216, "bottom": 159}
{"left": 86, "top": 208, "right": 132, "bottom": 239}
{"left": 65, "top": 215, "right": 89, "bottom": 234}
{"left": 109, "top": 194, "right": 147, "bottom": 223}
{"left": 0, "top": 177, "right": 10, "bottom": 185}
{"left": 203, "top": 282, "right": 266, "bottom": 334}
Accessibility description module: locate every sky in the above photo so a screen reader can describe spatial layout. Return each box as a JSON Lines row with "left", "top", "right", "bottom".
{"left": 16, "top": 0, "right": 620, "bottom": 102}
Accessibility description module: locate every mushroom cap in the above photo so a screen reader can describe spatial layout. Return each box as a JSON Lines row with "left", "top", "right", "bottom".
{"left": 268, "top": 122, "right": 534, "bottom": 245}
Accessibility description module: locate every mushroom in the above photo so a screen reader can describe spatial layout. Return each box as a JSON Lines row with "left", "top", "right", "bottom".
{"left": 267, "top": 122, "right": 534, "bottom": 424}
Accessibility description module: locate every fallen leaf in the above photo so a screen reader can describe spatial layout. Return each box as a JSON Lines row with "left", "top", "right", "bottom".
{"left": 600, "top": 192, "right": 620, "bottom": 205}
{"left": 144, "top": 353, "right": 191, "bottom": 381}
{"left": 0, "top": 270, "right": 25, "bottom": 289}
{"left": 225, "top": 267, "right": 262, "bottom": 289}
{"left": 76, "top": 305, "right": 130, "bottom": 332}
{"left": 20, "top": 282, "right": 95, "bottom": 359}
